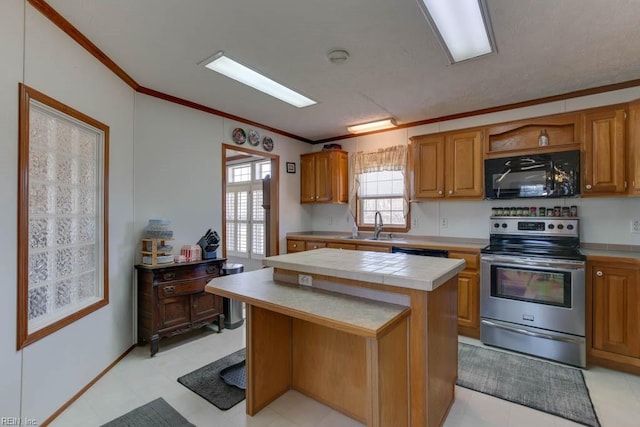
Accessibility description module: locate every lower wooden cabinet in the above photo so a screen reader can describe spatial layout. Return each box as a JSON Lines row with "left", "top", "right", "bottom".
{"left": 136, "top": 259, "right": 226, "bottom": 356}
{"left": 588, "top": 259, "right": 640, "bottom": 373}
{"left": 449, "top": 251, "right": 480, "bottom": 338}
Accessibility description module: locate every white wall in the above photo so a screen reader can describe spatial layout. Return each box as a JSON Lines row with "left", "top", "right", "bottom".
{"left": 310, "top": 88, "right": 640, "bottom": 245}
{"left": 133, "top": 93, "right": 312, "bottom": 257}
{"left": 0, "top": 1, "right": 136, "bottom": 423}
{"left": 0, "top": 0, "right": 26, "bottom": 419}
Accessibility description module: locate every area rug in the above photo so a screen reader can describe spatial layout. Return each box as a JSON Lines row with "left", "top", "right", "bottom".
{"left": 457, "top": 342, "right": 600, "bottom": 427}
{"left": 177, "top": 348, "right": 246, "bottom": 410}
{"left": 100, "top": 397, "right": 194, "bottom": 427}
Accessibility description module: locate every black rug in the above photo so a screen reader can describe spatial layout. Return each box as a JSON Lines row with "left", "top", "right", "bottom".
{"left": 177, "top": 348, "right": 246, "bottom": 410}
{"left": 457, "top": 342, "right": 600, "bottom": 427}
{"left": 100, "top": 397, "right": 194, "bottom": 427}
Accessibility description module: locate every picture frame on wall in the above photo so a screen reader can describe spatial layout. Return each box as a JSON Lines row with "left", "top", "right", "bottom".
{"left": 286, "top": 162, "right": 296, "bottom": 173}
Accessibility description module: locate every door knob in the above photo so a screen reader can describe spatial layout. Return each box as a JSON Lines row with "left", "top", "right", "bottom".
{"left": 586, "top": 184, "right": 592, "bottom": 190}
{"left": 596, "top": 271, "right": 603, "bottom": 276}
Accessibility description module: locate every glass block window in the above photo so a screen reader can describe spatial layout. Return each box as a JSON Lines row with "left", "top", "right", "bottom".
{"left": 18, "top": 84, "right": 109, "bottom": 349}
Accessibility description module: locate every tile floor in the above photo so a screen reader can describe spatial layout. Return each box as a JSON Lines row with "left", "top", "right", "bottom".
{"left": 50, "top": 327, "right": 640, "bottom": 427}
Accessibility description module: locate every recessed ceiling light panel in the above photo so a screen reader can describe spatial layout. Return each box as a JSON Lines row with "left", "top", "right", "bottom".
{"left": 417, "top": 0, "right": 496, "bottom": 63}
{"left": 201, "top": 51, "right": 317, "bottom": 108}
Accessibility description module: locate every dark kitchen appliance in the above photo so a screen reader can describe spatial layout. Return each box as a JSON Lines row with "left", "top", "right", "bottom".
{"left": 480, "top": 217, "right": 586, "bottom": 367}
{"left": 391, "top": 246, "right": 449, "bottom": 258}
{"left": 197, "top": 229, "right": 220, "bottom": 259}
{"left": 484, "top": 150, "right": 580, "bottom": 199}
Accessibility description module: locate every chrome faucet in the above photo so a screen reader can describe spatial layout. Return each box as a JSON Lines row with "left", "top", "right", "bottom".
{"left": 373, "top": 211, "right": 383, "bottom": 239}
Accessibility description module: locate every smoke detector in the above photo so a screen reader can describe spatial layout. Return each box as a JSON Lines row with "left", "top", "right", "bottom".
{"left": 327, "top": 49, "right": 350, "bottom": 64}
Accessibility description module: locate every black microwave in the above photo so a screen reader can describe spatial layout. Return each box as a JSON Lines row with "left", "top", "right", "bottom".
{"left": 484, "top": 150, "right": 580, "bottom": 199}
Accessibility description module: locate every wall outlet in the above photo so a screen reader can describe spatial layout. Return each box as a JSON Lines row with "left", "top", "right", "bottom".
{"left": 298, "top": 274, "right": 313, "bottom": 286}
{"left": 441, "top": 217, "right": 448, "bottom": 228}
{"left": 631, "top": 219, "right": 640, "bottom": 233}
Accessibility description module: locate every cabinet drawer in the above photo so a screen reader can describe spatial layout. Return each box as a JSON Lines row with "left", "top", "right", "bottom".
{"left": 449, "top": 252, "right": 479, "bottom": 271}
{"left": 305, "top": 241, "right": 327, "bottom": 251}
{"left": 327, "top": 242, "right": 356, "bottom": 250}
{"left": 287, "top": 240, "right": 305, "bottom": 252}
{"left": 158, "top": 279, "right": 207, "bottom": 298}
{"left": 154, "top": 263, "right": 220, "bottom": 283}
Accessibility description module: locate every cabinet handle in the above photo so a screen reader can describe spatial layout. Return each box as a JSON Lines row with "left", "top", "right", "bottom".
{"left": 163, "top": 285, "right": 175, "bottom": 294}
{"left": 586, "top": 184, "right": 592, "bottom": 190}
{"left": 206, "top": 266, "right": 217, "bottom": 274}
{"left": 449, "top": 190, "right": 453, "bottom": 195}
{"left": 163, "top": 272, "right": 175, "bottom": 281}
{"left": 293, "top": 243, "right": 297, "bottom": 248}
{"left": 596, "top": 271, "right": 603, "bottom": 277}
{"left": 438, "top": 190, "right": 443, "bottom": 195}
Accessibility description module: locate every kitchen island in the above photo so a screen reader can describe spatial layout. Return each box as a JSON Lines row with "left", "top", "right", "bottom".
{"left": 205, "top": 248, "right": 465, "bottom": 427}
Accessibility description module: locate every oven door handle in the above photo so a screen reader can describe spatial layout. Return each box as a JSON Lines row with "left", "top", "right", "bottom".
{"left": 481, "top": 256, "right": 585, "bottom": 271}
{"left": 481, "top": 319, "right": 584, "bottom": 344}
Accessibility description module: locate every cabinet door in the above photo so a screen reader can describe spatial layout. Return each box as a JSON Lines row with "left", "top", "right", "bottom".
{"left": 158, "top": 296, "right": 191, "bottom": 332}
{"left": 457, "top": 272, "right": 479, "bottom": 332}
{"left": 446, "top": 130, "right": 484, "bottom": 198}
{"left": 629, "top": 102, "right": 640, "bottom": 195}
{"left": 334, "top": 151, "right": 349, "bottom": 203}
{"left": 191, "top": 292, "right": 220, "bottom": 322}
{"left": 583, "top": 108, "right": 626, "bottom": 195}
{"left": 300, "top": 154, "right": 316, "bottom": 203}
{"left": 287, "top": 239, "right": 305, "bottom": 253}
{"left": 314, "top": 151, "right": 333, "bottom": 202}
{"left": 413, "top": 135, "right": 445, "bottom": 198}
{"left": 592, "top": 265, "right": 640, "bottom": 358}
{"left": 305, "top": 241, "right": 327, "bottom": 251}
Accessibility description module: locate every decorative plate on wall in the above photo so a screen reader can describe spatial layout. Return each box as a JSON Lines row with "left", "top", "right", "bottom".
{"left": 248, "top": 129, "right": 260, "bottom": 146}
{"left": 262, "top": 136, "right": 274, "bottom": 152}
{"left": 232, "top": 128, "right": 246, "bottom": 144}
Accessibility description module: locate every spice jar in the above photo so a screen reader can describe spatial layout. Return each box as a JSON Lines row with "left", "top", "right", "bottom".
{"left": 539, "top": 206, "right": 546, "bottom": 216}
{"left": 570, "top": 206, "right": 578, "bottom": 217}
{"left": 547, "top": 208, "right": 554, "bottom": 217}
{"left": 530, "top": 207, "right": 537, "bottom": 217}
{"left": 553, "top": 206, "right": 561, "bottom": 217}
{"left": 561, "top": 207, "right": 570, "bottom": 217}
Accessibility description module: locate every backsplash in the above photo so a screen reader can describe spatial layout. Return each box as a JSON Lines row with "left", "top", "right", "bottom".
{"left": 309, "top": 197, "right": 640, "bottom": 245}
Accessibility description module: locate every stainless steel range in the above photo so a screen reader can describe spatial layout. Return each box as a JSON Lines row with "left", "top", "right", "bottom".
{"left": 480, "top": 217, "right": 586, "bottom": 367}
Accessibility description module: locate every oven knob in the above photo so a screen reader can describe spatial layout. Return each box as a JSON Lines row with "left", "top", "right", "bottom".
{"left": 557, "top": 224, "right": 564, "bottom": 230}
{"left": 567, "top": 224, "right": 574, "bottom": 230}
{"left": 501, "top": 223, "right": 508, "bottom": 228}
{"left": 494, "top": 223, "right": 500, "bottom": 228}
{"left": 548, "top": 224, "right": 555, "bottom": 229}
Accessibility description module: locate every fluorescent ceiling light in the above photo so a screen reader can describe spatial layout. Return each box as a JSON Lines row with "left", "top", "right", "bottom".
{"left": 347, "top": 118, "right": 397, "bottom": 134}
{"left": 417, "top": 0, "right": 496, "bottom": 63}
{"left": 201, "top": 52, "right": 316, "bottom": 108}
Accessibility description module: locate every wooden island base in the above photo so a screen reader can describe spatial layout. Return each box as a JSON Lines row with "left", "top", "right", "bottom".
{"left": 247, "top": 306, "right": 410, "bottom": 425}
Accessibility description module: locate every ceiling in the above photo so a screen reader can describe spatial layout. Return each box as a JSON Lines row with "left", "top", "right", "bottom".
{"left": 45, "top": 0, "right": 640, "bottom": 142}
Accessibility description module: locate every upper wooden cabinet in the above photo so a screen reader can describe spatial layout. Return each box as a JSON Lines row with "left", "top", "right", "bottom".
{"left": 485, "top": 112, "right": 581, "bottom": 157}
{"left": 300, "top": 150, "right": 348, "bottom": 204}
{"left": 629, "top": 101, "right": 640, "bottom": 195}
{"left": 582, "top": 106, "right": 627, "bottom": 195}
{"left": 411, "top": 129, "right": 483, "bottom": 199}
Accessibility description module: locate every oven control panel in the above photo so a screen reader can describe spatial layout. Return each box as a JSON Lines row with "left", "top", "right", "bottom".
{"left": 489, "top": 217, "right": 579, "bottom": 236}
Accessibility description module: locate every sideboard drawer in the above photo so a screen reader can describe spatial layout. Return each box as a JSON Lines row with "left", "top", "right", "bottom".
{"left": 158, "top": 279, "right": 206, "bottom": 298}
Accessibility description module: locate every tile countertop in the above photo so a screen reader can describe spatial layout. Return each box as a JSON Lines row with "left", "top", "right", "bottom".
{"left": 205, "top": 267, "right": 410, "bottom": 337}
{"left": 262, "top": 247, "right": 466, "bottom": 291}
{"left": 286, "top": 231, "right": 488, "bottom": 250}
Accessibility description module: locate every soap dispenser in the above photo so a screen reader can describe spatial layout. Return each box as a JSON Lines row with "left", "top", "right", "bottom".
{"left": 352, "top": 220, "right": 358, "bottom": 238}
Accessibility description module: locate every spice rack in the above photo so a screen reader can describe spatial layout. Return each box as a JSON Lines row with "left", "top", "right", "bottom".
{"left": 140, "top": 238, "right": 174, "bottom": 266}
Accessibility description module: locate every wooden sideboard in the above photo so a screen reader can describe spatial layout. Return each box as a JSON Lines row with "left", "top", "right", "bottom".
{"left": 135, "top": 258, "right": 226, "bottom": 356}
